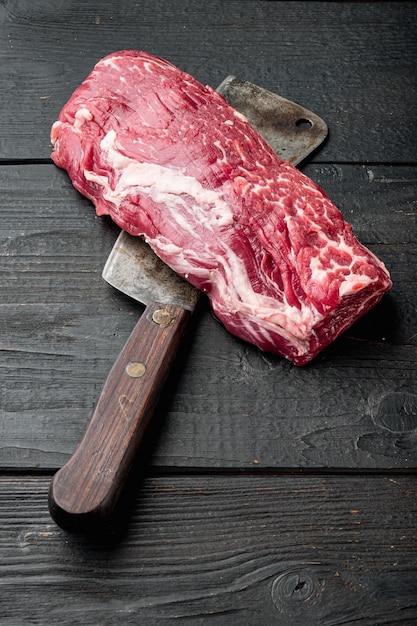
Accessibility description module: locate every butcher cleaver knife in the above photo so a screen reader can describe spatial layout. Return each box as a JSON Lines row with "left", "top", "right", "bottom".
{"left": 48, "top": 79, "right": 328, "bottom": 532}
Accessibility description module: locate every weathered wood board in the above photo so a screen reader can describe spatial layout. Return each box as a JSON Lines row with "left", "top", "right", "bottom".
{"left": 1, "top": 163, "right": 415, "bottom": 470}
{"left": 0, "top": 1, "right": 416, "bottom": 623}
{"left": 0, "top": 1, "right": 416, "bottom": 163}
{"left": 1, "top": 474, "right": 416, "bottom": 625}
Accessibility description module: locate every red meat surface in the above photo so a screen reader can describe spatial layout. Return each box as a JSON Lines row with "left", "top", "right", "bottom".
{"left": 51, "top": 50, "right": 392, "bottom": 365}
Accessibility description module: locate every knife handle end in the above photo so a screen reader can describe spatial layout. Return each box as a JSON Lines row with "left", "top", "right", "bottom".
{"left": 48, "top": 301, "right": 192, "bottom": 534}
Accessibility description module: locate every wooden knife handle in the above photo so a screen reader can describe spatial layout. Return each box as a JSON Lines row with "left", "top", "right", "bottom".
{"left": 48, "top": 301, "right": 191, "bottom": 533}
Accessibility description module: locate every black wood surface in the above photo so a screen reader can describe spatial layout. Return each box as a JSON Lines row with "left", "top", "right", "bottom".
{"left": 1, "top": 475, "right": 416, "bottom": 625}
{"left": 1, "top": 163, "right": 415, "bottom": 471}
{"left": 0, "top": 1, "right": 416, "bottom": 163}
{"left": 0, "top": 1, "right": 416, "bottom": 624}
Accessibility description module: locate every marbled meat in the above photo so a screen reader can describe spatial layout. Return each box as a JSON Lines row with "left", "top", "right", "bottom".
{"left": 50, "top": 50, "right": 392, "bottom": 365}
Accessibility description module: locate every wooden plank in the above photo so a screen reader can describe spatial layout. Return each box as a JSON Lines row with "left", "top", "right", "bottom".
{"left": 1, "top": 163, "right": 416, "bottom": 471}
{"left": 0, "top": 1, "right": 416, "bottom": 162}
{"left": 0, "top": 474, "right": 416, "bottom": 625}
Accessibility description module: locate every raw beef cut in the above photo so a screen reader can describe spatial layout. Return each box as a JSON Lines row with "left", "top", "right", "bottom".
{"left": 50, "top": 50, "right": 392, "bottom": 365}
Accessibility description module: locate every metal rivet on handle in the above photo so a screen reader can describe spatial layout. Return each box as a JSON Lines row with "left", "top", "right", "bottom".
{"left": 125, "top": 362, "right": 146, "bottom": 378}
{"left": 152, "top": 309, "right": 172, "bottom": 326}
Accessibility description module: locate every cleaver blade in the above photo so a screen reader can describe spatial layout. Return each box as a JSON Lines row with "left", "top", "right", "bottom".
{"left": 217, "top": 75, "right": 328, "bottom": 165}
{"left": 49, "top": 78, "right": 327, "bottom": 533}
{"left": 102, "top": 232, "right": 199, "bottom": 312}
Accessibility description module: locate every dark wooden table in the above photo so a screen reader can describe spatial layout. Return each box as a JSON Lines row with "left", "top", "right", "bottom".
{"left": 1, "top": 1, "right": 416, "bottom": 624}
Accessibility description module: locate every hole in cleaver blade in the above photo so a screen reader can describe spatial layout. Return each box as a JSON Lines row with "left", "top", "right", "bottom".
{"left": 217, "top": 75, "right": 328, "bottom": 165}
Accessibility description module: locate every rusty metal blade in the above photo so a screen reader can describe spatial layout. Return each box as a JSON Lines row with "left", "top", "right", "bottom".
{"left": 102, "top": 233, "right": 199, "bottom": 310}
{"left": 217, "top": 76, "right": 328, "bottom": 165}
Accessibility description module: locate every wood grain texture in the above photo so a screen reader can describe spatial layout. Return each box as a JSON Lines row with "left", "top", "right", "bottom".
{"left": 1, "top": 474, "right": 416, "bottom": 625}
{"left": 49, "top": 302, "right": 192, "bottom": 532}
{"left": 0, "top": 1, "right": 416, "bottom": 162}
{"left": 1, "top": 2, "right": 416, "bottom": 621}
{"left": 1, "top": 164, "right": 416, "bottom": 471}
